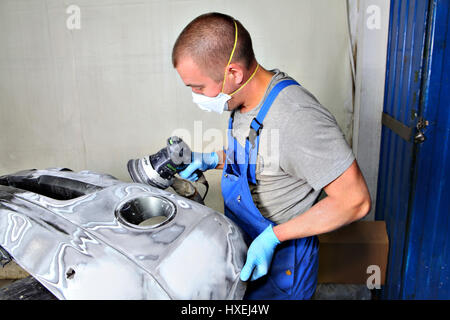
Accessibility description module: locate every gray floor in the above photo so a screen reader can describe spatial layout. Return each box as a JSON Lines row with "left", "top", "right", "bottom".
{"left": 313, "top": 284, "right": 373, "bottom": 300}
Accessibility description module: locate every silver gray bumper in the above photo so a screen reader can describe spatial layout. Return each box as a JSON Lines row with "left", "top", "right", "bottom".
{"left": 0, "top": 168, "right": 247, "bottom": 300}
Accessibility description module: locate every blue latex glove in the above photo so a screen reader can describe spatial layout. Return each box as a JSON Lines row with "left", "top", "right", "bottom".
{"left": 179, "top": 151, "right": 219, "bottom": 181}
{"left": 240, "top": 225, "right": 281, "bottom": 281}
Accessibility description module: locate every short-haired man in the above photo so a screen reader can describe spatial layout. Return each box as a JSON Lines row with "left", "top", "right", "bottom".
{"left": 173, "top": 12, "right": 371, "bottom": 300}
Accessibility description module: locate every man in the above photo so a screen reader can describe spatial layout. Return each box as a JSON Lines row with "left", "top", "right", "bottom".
{"left": 172, "top": 12, "right": 371, "bottom": 300}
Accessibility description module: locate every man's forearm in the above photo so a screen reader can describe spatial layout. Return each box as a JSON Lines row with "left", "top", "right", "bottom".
{"left": 273, "top": 161, "right": 371, "bottom": 242}
{"left": 273, "top": 193, "right": 370, "bottom": 242}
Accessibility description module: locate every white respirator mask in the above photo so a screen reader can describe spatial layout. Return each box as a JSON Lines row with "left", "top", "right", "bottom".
{"left": 191, "top": 91, "right": 231, "bottom": 114}
{"left": 191, "top": 20, "right": 259, "bottom": 114}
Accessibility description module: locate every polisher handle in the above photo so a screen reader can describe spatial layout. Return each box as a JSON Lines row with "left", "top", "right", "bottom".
{"left": 195, "top": 171, "right": 209, "bottom": 201}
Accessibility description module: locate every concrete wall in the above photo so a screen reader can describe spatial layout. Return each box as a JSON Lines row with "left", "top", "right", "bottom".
{"left": 0, "top": 0, "right": 353, "bottom": 213}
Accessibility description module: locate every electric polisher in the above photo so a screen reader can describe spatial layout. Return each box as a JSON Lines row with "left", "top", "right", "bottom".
{"left": 127, "top": 136, "right": 209, "bottom": 201}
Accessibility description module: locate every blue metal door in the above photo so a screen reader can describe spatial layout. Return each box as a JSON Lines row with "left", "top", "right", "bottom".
{"left": 376, "top": 0, "right": 450, "bottom": 299}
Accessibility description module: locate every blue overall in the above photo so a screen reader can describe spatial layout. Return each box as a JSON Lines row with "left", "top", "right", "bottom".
{"left": 221, "top": 80, "right": 319, "bottom": 300}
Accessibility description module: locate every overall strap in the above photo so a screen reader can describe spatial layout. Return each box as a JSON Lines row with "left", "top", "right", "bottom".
{"left": 247, "top": 79, "right": 300, "bottom": 147}
{"left": 246, "top": 79, "right": 300, "bottom": 184}
{"left": 227, "top": 110, "right": 236, "bottom": 130}
{"left": 226, "top": 111, "right": 237, "bottom": 165}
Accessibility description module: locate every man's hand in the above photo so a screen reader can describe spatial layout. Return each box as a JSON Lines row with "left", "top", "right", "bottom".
{"left": 179, "top": 151, "right": 219, "bottom": 181}
{"left": 240, "top": 225, "right": 281, "bottom": 281}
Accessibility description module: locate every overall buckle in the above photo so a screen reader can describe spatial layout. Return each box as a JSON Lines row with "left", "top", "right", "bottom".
{"left": 247, "top": 118, "right": 263, "bottom": 148}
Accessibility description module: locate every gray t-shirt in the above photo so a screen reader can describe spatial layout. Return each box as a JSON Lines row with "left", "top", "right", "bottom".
{"left": 230, "top": 69, "right": 355, "bottom": 224}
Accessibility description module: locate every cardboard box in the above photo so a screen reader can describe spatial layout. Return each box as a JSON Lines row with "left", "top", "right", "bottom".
{"left": 318, "top": 221, "right": 389, "bottom": 284}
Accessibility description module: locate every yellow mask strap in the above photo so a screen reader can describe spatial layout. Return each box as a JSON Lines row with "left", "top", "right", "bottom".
{"left": 221, "top": 20, "right": 259, "bottom": 96}
{"left": 221, "top": 20, "right": 238, "bottom": 93}
{"left": 229, "top": 63, "right": 259, "bottom": 96}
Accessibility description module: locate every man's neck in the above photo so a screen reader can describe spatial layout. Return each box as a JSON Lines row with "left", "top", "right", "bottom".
{"left": 238, "top": 65, "right": 274, "bottom": 113}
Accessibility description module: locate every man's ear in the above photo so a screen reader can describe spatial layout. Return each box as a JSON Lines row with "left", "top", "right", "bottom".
{"left": 227, "top": 64, "right": 244, "bottom": 85}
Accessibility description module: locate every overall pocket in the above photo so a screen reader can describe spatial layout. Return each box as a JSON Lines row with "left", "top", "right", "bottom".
{"left": 267, "top": 240, "right": 296, "bottom": 295}
{"left": 268, "top": 237, "right": 319, "bottom": 299}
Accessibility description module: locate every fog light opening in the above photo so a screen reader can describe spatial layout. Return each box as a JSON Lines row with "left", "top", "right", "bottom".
{"left": 116, "top": 196, "right": 176, "bottom": 229}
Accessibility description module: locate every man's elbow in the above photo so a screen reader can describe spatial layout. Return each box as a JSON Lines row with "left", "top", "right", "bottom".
{"left": 352, "top": 194, "right": 372, "bottom": 221}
